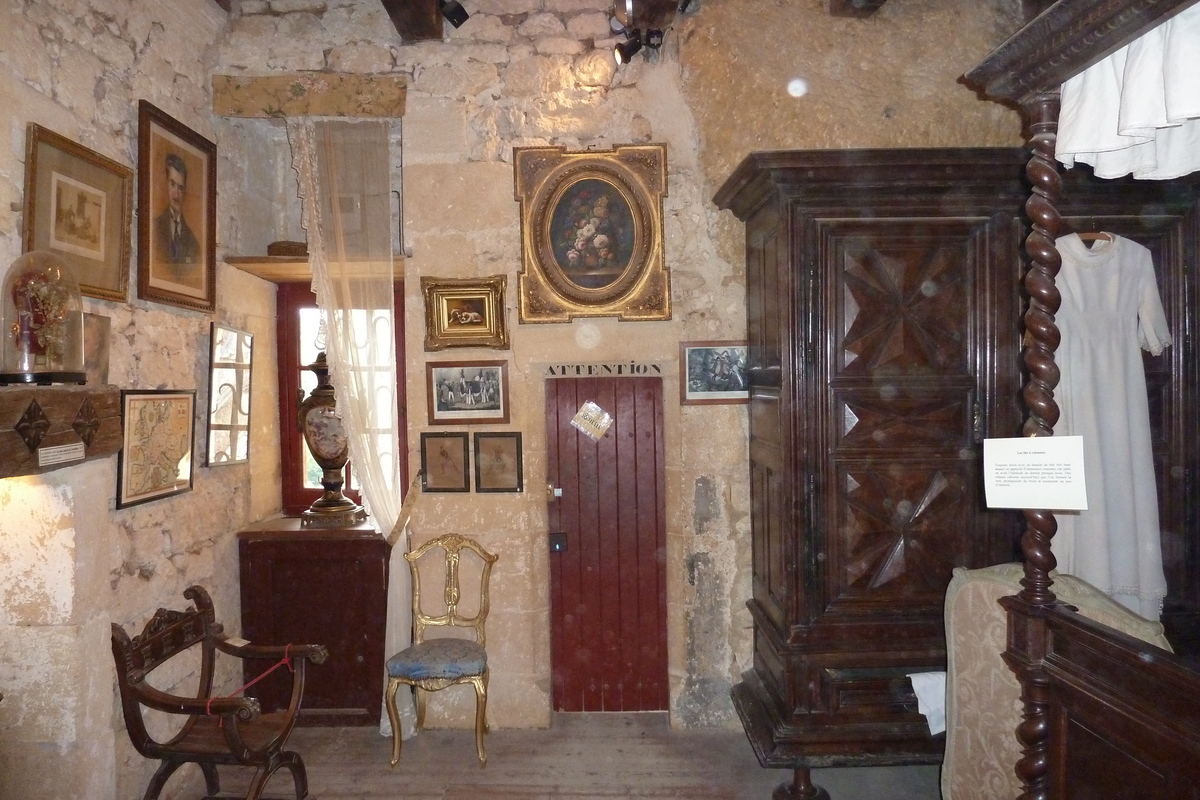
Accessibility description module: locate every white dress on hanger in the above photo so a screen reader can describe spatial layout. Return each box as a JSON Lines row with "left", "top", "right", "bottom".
{"left": 1052, "top": 233, "right": 1171, "bottom": 619}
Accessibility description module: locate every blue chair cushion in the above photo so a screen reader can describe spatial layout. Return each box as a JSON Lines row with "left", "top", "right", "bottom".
{"left": 386, "top": 637, "right": 486, "bottom": 681}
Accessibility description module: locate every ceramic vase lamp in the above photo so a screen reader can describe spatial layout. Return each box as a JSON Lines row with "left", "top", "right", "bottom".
{"left": 298, "top": 351, "right": 366, "bottom": 527}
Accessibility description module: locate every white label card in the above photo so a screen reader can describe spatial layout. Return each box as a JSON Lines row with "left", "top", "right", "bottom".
{"left": 983, "top": 435, "right": 1088, "bottom": 510}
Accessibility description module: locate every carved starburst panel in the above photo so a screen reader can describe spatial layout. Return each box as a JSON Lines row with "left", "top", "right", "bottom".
{"left": 839, "top": 241, "right": 970, "bottom": 377}
{"left": 836, "top": 464, "right": 968, "bottom": 599}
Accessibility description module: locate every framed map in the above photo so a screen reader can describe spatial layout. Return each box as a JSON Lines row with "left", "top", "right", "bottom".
{"left": 117, "top": 390, "right": 196, "bottom": 508}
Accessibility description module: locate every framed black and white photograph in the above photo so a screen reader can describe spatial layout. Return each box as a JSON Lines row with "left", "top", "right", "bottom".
{"left": 426, "top": 360, "right": 509, "bottom": 425}
{"left": 137, "top": 100, "right": 216, "bottom": 313}
{"left": 205, "top": 323, "right": 252, "bottom": 466}
{"left": 474, "top": 432, "right": 523, "bottom": 493}
{"left": 116, "top": 389, "right": 196, "bottom": 508}
{"left": 680, "top": 341, "right": 749, "bottom": 405}
{"left": 420, "top": 431, "right": 470, "bottom": 493}
{"left": 22, "top": 124, "right": 133, "bottom": 302}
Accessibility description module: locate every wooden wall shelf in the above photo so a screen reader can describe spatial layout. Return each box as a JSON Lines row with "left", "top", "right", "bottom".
{"left": 225, "top": 256, "right": 404, "bottom": 284}
{"left": 0, "top": 384, "right": 122, "bottom": 479}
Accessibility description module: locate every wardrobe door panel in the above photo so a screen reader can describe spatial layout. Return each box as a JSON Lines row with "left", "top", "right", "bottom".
{"left": 829, "top": 459, "right": 975, "bottom": 613}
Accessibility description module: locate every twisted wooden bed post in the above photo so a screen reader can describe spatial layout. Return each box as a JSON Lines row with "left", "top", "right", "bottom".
{"left": 999, "top": 90, "right": 1063, "bottom": 800}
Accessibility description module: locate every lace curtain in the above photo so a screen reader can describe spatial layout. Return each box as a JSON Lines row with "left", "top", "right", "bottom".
{"left": 287, "top": 118, "right": 415, "bottom": 738}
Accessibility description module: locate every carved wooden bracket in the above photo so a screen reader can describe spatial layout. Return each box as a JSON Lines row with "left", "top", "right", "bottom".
{"left": 0, "top": 385, "right": 122, "bottom": 479}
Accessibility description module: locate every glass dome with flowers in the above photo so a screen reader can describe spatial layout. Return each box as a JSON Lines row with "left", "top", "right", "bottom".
{"left": 1, "top": 250, "right": 86, "bottom": 385}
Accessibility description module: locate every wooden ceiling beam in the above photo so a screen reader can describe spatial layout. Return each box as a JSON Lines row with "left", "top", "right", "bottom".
{"left": 381, "top": 0, "right": 443, "bottom": 42}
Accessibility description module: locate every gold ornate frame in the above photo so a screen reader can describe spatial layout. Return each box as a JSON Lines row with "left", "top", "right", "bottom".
{"left": 422, "top": 274, "right": 509, "bottom": 351}
{"left": 514, "top": 144, "right": 669, "bottom": 323}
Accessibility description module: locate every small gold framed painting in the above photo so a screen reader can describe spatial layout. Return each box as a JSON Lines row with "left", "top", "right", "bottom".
{"left": 421, "top": 275, "right": 509, "bottom": 351}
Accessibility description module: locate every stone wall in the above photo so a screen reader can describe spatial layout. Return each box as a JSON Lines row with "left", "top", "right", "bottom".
{"left": 0, "top": 2, "right": 280, "bottom": 799}
{"left": 215, "top": 0, "right": 1023, "bottom": 735}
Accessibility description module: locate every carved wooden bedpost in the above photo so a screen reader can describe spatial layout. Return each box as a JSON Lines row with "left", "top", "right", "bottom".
{"left": 999, "top": 90, "right": 1063, "bottom": 800}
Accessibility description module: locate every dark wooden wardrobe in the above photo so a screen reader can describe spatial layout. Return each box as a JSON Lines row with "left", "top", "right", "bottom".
{"left": 713, "top": 147, "right": 1200, "bottom": 795}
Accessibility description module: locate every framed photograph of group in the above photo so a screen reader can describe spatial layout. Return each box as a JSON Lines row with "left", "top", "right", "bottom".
{"left": 426, "top": 360, "right": 509, "bottom": 425}
{"left": 137, "top": 100, "right": 216, "bottom": 313}
{"left": 22, "top": 124, "right": 133, "bottom": 302}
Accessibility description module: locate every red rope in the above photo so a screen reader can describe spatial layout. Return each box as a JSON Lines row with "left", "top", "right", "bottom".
{"left": 206, "top": 644, "right": 293, "bottom": 722}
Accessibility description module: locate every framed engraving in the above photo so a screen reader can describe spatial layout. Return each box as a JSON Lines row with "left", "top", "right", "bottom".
{"left": 474, "top": 432, "right": 523, "bottom": 493}
{"left": 680, "top": 341, "right": 749, "bottom": 405}
{"left": 426, "top": 360, "right": 509, "bottom": 425}
{"left": 514, "top": 144, "right": 669, "bottom": 323}
{"left": 422, "top": 274, "right": 509, "bottom": 351}
{"left": 420, "top": 431, "right": 470, "bottom": 493}
{"left": 116, "top": 389, "right": 196, "bottom": 508}
{"left": 206, "top": 324, "right": 253, "bottom": 466}
{"left": 22, "top": 124, "right": 133, "bottom": 302}
{"left": 137, "top": 100, "right": 216, "bottom": 312}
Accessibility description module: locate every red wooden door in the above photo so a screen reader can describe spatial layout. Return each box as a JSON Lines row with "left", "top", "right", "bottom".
{"left": 545, "top": 376, "right": 667, "bottom": 712}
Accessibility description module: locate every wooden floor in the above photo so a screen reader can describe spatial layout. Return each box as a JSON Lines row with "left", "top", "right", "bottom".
{"left": 221, "top": 712, "right": 941, "bottom": 800}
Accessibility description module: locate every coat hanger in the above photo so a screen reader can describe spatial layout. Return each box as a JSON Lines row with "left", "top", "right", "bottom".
{"left": 1074, "top": 221, "right": 1112, "bottom": 243}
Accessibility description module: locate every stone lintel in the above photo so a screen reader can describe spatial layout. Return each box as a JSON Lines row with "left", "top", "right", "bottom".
{"left": 212, "top": 73, "right": 407, "bottom": 118}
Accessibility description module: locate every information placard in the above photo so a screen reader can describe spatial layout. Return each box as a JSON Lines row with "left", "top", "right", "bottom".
{"left": 983, "top": 436, "right": 1087, "bottom": 510}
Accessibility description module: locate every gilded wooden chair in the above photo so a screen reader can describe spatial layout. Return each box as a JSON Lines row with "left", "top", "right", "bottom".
{"left": 385, "top": 533, "right": 499, "bottom": 768}
{"left": 111, "top": 585, "right": 327, "bottom": 800}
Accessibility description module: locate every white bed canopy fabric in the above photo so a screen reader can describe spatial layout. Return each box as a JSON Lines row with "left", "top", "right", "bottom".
{"left": 288, "top": 117, "right": 416, "bottom": 739}
{"left": 1057, "top": 2, "right": 1200, "bottom": 179}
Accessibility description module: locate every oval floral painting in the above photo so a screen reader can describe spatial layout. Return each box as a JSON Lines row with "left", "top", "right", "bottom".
{"left": 549, "top": 178, "right": 636, "bottom": 290}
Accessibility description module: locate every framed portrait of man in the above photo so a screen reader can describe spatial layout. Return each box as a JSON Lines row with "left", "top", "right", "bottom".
{"left": 136, "top": 101, "right": 216, "bottom": 313}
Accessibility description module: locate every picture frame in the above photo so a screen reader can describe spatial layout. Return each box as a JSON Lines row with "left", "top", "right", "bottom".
{"left": 420, "top": 431, "right": 470, "bottom": 493}
{"left": 474, "top": 432, "right": 523, "bottom": 493}
{"left": 22, "top": 124, "right": 133, "bottom": 302}
{"left": 680, "top": 341, "right": 750, "bottom": 405}
{"left": 513, "top": 144, "right": 670, "bottom": 323}
{"left": 426, "top": 360, "right": 509, "bottom": 425}
{"left": 422, "top": 274, "right": 509, "bottom": 351}
{"left": 137, "top": 100, "right": 216, "bottom": 313}
{"left": 116, "top": 389, "right": 196, "bottom": 508}
{"left": 205, "top": 323, "right": 253, "bottom": 466}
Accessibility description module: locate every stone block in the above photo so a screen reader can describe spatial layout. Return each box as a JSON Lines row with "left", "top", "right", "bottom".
{"left": 473, "top": 0, "right": 543, "bottom": 14}
{"left": 325, "top": 43, "right": 397, "bottom": 73}
{"left": 566, "top": 10, "right": 611, "bottom": 39}
{"left": 536, "top": 37, "right": 585, "bottom": 55}
{"left": 517, "top": 11, "right": 566, "bottom": 37}
{"left": 402, "top": 98, "right": 469, "bottom": 161}
{"left": 413, "top": 60, "right": 499, "bottom": 100}
{"left": 404, "top": 163, "right": 516, "bottom": 232}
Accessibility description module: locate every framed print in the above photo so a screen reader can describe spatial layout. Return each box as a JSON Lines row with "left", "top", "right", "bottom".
{"left": 422, "top": 274, "right": 509, "bottom": 351}
{"left": 514, "top": 144, "right": 670, "bottom": 323}
{"left": 205, "top": 324, "right": 253, "bottom": 466}
{"left": 22, "top": 124, "right": 133, "bottom": 301}
{"left": 426, "top": 360, "right": 509, "bottom": 425}
{"left": 117, "top": 389, "right": 196, "bottom": 508}
{"left": 680, "top": 341, "right": 749, "bottom": 405}
{"left": 137, "top": 100, "right": 216, "bottom": 312}
{"left": 420, "top": 431, "right": 470, "bottom": 492}
{"left": 474, "top": 432, "right": 523, "bottom": 493}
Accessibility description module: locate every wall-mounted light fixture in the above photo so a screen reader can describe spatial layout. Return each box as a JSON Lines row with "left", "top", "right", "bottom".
{"left": 611, "top": 0, "right": 676, "bottom": 65}
{"left": 439, "top": 0, "right": 470, "bottom": 29}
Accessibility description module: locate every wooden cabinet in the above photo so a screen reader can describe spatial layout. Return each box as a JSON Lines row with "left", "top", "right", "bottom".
{"left": 715, "top": 148, "right": 1200, "bottom": 781}
{"left": 714, "top": 148, "right": 1032, "bottom": 771}
{"left": 238, "top": 517, "right": 391, "bottom": 726}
